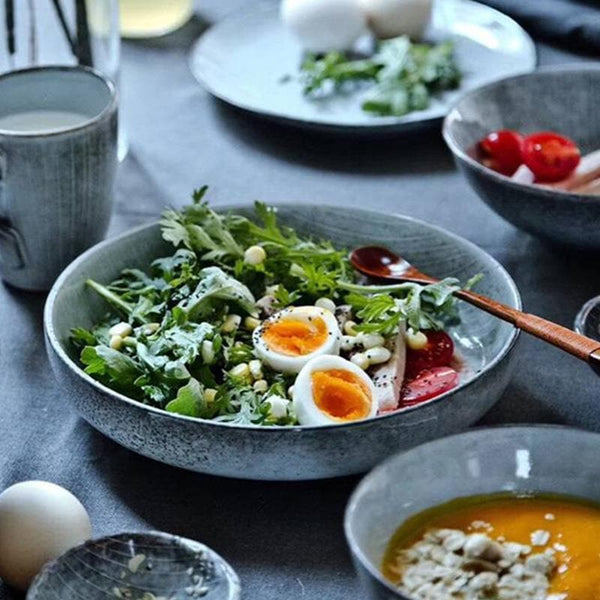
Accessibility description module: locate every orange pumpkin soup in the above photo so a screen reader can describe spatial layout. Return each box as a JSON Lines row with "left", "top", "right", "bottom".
{"left": 383, "top": 494, "right": 600, "bottom": 600}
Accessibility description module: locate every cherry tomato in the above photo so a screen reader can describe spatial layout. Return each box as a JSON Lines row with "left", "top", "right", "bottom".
{"left": 522, "top": 132, "right": 581, "bottom": 182}
{"left": 479, "top": 130, "right": 524, "bottom": 176}
{"left": 405, "top": 330, "right": 454, "bottom": 378}
{"left": 400, "top": 367, "right": 459, "bottom": 407}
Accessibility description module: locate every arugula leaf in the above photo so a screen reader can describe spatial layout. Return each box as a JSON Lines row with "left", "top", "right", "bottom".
{"left": 80, "top": 345, "right": 143, "bottom": 395}
{"left": 166, "top": 377, "right": 204, "bottom": 417}
{"left": 341, "top": 278, "right": 463, "bottom": 333}
{"left": 178, "top": 266, "right": 256, "bottom": 320}
{"left": 71, "top": 327, "right": 98, "bottom": 348}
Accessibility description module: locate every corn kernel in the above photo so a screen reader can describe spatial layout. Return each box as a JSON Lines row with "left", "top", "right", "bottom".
{"left": 204, "top": 388, "right": 217, "bottom": 403}
{"left": 109, "top": 322, "right": 132, "bottom": 338}
{"left": 244, "top": 316, "right": 261, "bottom": 331}
{"left": 344, "top": 320, "right": 358, "bottom": 336}
{"left": 315, "top": 297, "right": 336, "bottom": 313}
{"left": 109, "top": 335, "right": 123, "bottom": 350}
{"left": 244, "top": 245, "right": 267, "bottom": 265}
{"left": 406, "top": 329, "right": 428, "bottom": 350}
{"left": 221, "top": 314, "right": 241, "bottom": 333}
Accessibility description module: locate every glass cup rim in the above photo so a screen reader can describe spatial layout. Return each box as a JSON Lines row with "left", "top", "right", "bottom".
{"left": 0, "top": 65, "right": 118, "bottom": 138}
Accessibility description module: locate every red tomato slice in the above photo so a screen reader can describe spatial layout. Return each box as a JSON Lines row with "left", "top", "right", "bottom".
{"left": 400, "top": 367, "right": 459, "bottom": 407}
{"left": 405, "top": 330, "right": 454, "bottom": 378}
{"left": 479, "top": 130, "right": 524, "bottom": 176}
{"left": 522, "top": 132, "right": 581, "bottom": 182}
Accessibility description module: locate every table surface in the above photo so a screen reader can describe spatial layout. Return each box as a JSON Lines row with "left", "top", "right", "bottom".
{"left": 2, "top": 2, "right": 599, "bottom": 598}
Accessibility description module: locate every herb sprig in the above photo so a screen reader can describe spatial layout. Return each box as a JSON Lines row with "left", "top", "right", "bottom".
{"left": 300, "top": 36, "right": 461, "bottom": 117}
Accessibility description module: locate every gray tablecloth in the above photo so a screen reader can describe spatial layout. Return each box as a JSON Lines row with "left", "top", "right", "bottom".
{"left": 2, "top": 2, "right": 600, "bottom": 598}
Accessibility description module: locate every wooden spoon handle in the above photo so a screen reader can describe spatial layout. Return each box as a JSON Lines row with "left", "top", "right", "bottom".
{"left": 455, "top": 288, "right": 600, "bottom": 363}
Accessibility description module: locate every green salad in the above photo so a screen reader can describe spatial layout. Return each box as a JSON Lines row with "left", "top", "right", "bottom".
{"left": 72, "top": 188, "right": 467, "bottom": 427}
{"left": 300, "top": 36, "right": 461, "bottom": 117}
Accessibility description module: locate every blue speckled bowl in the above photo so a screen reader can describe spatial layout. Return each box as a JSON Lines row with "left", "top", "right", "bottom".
{"left": 443, "top": 65, "right": 600, "bottom": 249}
{"left": 345, "top": 425, "right": 600, "bottom": 600}
{"left": 44, "top": 205, "right": 520, "bottom": 480}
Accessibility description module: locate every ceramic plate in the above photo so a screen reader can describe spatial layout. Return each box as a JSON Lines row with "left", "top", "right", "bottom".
{"left": 189, "top": 0, "right": 536, "bottom": 133}
{"left": 28, "top": 532, "right": 241, "bottom": 600}
{"left": 45, "top": 205, "right": 520, "bottom": 480}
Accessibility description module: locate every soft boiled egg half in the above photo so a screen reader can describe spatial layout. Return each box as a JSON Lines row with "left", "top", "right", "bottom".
{"left": 253, "top": 305, "right": 341, "bottom": 373}
{"left": 293, "top": 355, "right": 377, "bottom": 425}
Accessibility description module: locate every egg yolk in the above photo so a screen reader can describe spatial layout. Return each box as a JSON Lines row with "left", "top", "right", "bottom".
{"left": 263, "top": 316, "right": 328, "bottom": 356}
{"left": 311, "top": 369, "right": 371, "bottom": 421}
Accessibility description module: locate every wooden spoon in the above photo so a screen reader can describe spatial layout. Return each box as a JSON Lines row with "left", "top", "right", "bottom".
{"left": 350, "top": 246, "right": 600, "bottom": 371}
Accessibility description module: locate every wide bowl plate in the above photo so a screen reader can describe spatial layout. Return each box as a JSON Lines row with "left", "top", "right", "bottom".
{"left": 345, "top": 425, "right": 600, "bottom": 600}
{"left": 44, "top": 204, "right": 520, "bottom": 480}
{"left": 189, "top": 0, "right": 536, "bottom": 133}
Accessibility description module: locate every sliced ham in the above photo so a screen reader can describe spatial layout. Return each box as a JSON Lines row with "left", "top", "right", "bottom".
{"left": 370, "top": 321, "right": 406, "bottom": 412}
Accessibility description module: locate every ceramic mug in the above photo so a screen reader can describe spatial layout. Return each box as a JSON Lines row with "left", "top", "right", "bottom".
{"left": 0, "top": 66, "right": 118, "bottom": 291}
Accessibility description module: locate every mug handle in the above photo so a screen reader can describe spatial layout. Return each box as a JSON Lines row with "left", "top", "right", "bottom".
{"left": 0, "top": 148, "right": 26, "bottom": 270}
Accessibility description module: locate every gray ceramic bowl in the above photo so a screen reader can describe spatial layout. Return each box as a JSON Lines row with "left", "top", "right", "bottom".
{"left": 28, "top": 532, "right": 240, "bottom": 600}
{"left": 345, "top": 425, "right": 600, "bottom": 600}
{"left": 443, "top": 65, "right": 600, "bottom": 249}
{"left": 44, "top": 205, "right": 520, "bottom": 480}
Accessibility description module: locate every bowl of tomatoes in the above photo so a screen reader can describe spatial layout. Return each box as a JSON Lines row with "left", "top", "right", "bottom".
{"left": 443, "top": 65, "right": 600, "bottom": 249}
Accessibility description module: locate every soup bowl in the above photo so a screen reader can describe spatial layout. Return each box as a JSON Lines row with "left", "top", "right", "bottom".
{"left": 443, "top": 65, "right": 600, "bottom": 249}
{"left": 345, "top": 425, "right": 600, "bottom": 599}
{"left": 44, "top": 204, "right": 520, "bottom": 480}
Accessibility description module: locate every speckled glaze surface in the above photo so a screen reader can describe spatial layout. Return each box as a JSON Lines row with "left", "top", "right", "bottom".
{"left": 443, "top": 65, "right": 600, "bottom": 249}
{"left": 345, "top": 425, "right": 600, "bottom": 600}
{"left": 0, "top": 67, "right": 118, "bottom": 291}
{"left": 44, "top": 205, "right": 520, "bottom": 480}
{"left": 27, "top": 532, "right": 241, "bottom": 600}
{"left": 189, "top": 0, "right": 535, "bottom": 134}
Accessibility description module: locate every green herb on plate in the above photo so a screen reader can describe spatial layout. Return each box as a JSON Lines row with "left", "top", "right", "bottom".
{"left": 300, "top": 36, "right": 461, "bottom": 117}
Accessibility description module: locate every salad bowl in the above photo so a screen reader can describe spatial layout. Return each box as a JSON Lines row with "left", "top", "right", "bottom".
{"left": 44, "top": 205, "right": 520, "bottom": 480}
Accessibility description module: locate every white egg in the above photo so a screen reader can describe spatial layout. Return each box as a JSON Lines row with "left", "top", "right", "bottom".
{"left": 360, "top": 0, "right": 432, "bottom": 40}
{"left": 253, "top": 305, "right": 341, "bottom": 373}
{"left": 281, "top": 0, "right": 367, "bottom": 53}
{"left": 293, "top": 355, "right": 377, "bottom": 425}
{"left": 0, "top": 481, "right": 92, "bottom": 590}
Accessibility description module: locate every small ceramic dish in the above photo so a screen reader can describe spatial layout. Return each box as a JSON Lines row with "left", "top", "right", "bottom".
{"left": 44, "top": 204, "right": 520, "bottom": 480}
{"left": 27, "top": 532, "right": 241, "bottom": 600}
{"left": 345, "top": 425, "right": 600, "bottom": 599}
{"left": 443, "top": 65, "right": 600, "bottom": 249}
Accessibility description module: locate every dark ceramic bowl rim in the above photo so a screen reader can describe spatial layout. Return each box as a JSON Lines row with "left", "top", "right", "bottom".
{"left": 27, "top": 530, "right": 241, "bottom": 600}
{"left": 344, "top": 423, "right": 600, "bottom": 598}
{"left": 0, "top": 65, "right": 118, "bottom": 138}
{"left": 189, "top": 0, "right": 536, "bottom": 134}
{"left": 44, "top": 203, "right": 521, "bottom": 432}
{"left": 442, "top": 63, "right": 600, "bottom": 204}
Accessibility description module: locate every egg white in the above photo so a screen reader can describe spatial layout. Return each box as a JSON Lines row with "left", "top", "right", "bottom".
{"left": 253, "top": 306, "right": 341, "bottom": 374}
{"left": 293, "top": 355, "right": 377, "bottom": 426}
{"left": 281, "top": 0, "right": 367, "bottom": 53}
